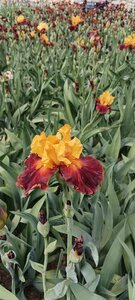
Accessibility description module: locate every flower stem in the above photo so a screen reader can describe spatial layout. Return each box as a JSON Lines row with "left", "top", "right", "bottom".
{"left": 42, "top": 237, "right": 48, "bottom": 300}
{"left": 66, "top": 216, "right": 72, "bottom": 300}
{"left": 11, "top": 273, "right": 15, "bottom": 294}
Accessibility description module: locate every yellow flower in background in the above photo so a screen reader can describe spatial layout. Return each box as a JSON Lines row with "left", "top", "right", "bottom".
{"left": 124, "top": 34, "right": 135, "bottom": 48}
{"left": 16, "top": 15, "right": 25, "bottom": 24}
{"left": 37, "top": 22, "right": 48, "bottom": 32}
{"left": 76, "top": 39, "right": 85, "bottom": 47}
{"left": 71, "top": 15, "right": 81, "bottom": 27}
{"left": 98, "top": 91, "right": 115, "bottom": 106}
{"left": 40, "top": 34, "right": 49, "bottom": 44}
{"left": 18, "top": 30, "right": 25, "bottom": 40}
{"left": 0, "top": 208, "right": 7, "bottom": 230}
{"left": 30, "top": 31, "right": 35, "bottom": 39}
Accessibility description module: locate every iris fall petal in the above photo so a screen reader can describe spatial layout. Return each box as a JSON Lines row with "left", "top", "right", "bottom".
{"left": 60, "top": 156, "right": 104, "bottom": 194}
{"left": 16, "top": 154, "right": 56, "bottom": 195}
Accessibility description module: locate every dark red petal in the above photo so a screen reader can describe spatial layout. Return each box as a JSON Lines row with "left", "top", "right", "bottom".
{"left": 119, "top": 44, "right": 127, "bottom": 50}
{"left": 96, "top": 103, "right": 110, "bottom": 114}
{"left": 16, "top": 154, "right": 56, "bottom": 195}
{"left": 60, "top": 156, "right": 104, "bottom": 195}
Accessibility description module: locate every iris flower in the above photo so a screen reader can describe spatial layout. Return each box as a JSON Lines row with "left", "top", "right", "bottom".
{"left": 16, "top": 125, "right": 104, "bottom": 196}
{"left": 37, "top": 22, "right": 48, "bottom": 33}
{"left": 69, "top": 16, "right": 82, "bottom": 31}
{"left": 16, "top": 15, "right": 26, "bottom": 25}
{"left": 96, "top": 91, "right": 115, "bottom": 114}
{"left": 119, "top": 34, "right": 135, "bottom": 50}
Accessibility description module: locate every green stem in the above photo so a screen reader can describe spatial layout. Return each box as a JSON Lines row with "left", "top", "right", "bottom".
{"left": 11, "top": 273, "right": 15, "bottom": 295}
{"left": 67, "top": 218, "right": 72, "bottom": 264}
{"left": 66, "top": 216, "right": 72, "bottom": 300}
{"left": 42, "top": 237, "right": 48, "bottom": 300}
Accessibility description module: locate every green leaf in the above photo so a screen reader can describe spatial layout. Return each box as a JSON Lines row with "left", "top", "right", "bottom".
{"left": 100, "top": 202, "right": 113, "bottom": 249}
{"left": 0, "top": 285, "right": 18, "bottom": 300}
{"left": 107, "top": 180, "right": 120, "bottom": 222}
{"left": 0, "top": 44, "right": 7, "bottom": 73}
{"left": 45, "top": 280, "right": 69, "bottom": 300}
{"left": 11, "top": 211, "right": 38, "bottom": 229}
{"left": 66, "top": 263, "right": 78, "bottom": 283}
{"left": 110, "top": 275, "right": 127, "bottom": 296}
{"left": 5, "top": 129, "right": 23, "bottom": 151}
{"left": 70, "top": 282, "right": 105, "bottom": 300}
{"left": 128, "top": 277, "right": 135, "bottom": 300}
{"left": 107, "top": 128, "right": 121, "bottom": 160}
{"left": 64, "top": 80, "right": 74, "bottom": 126}
{"left": 81, "top": 262, "right": 96, "bottom": 284}
{"left": 120, "top": 240, "right": 135, "bottom": 281}
{"left": 100, "top": 226, "right": 125, "bottom": 288}
{"left": 45, "top": 240, "right": 57, "bottom": 254}
{"left": 115, "top": 158, "right": 135, "bottom": 180}
{"left": 30, "top": 260, "right": 44, "bottom": 274}
{"left": 80, "top": 124, "right": 119, "bottom": 143}
{"left": 31, "top": 194, "right": 47, "bottom": 218}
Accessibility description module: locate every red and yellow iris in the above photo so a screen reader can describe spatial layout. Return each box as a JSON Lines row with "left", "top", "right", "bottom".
{"left": 16, "top": 124, "right": 104, "bottom": 195}
{"left": 120, "top": 34, "right": 135, "bottom": 50}
{"left": 69, "top": 15, "right": 82, "bottom": 31}
{"left": 96, "top": 91, "right": 115, "bottom": 114}
{"left": 37, "top": 22, "right": 49, "bottom": 33}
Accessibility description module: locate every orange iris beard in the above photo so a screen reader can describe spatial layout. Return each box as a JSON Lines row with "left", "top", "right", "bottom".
{"left": 16, "top": 124, "right": 104, "bottom": 195}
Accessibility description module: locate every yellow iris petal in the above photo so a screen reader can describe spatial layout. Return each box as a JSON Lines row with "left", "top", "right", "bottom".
{"left": 58, "top": 124, "right": 71, "bottom": 141}
{"left": 31, "top": 132, "right": 46, "bottom": 158}
{"left": 37, "top": 22, "right": 48, "bottom": 32}
{"left": 71, "top": 16, "right": 81, "bottom": 27}
{"left": 99, "top": 91, "right": 115, "bottom": 106}
{"left": 31, "top": 124, "right": 83, "bottom": 169}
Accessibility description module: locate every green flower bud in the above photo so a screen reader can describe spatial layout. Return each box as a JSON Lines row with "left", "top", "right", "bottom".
{"left": 69, "top": 236, "right": 84, "bottom": 263}
{"left": 64, "top": 200, "right": 74, "bottom": 218}
{"left": 37, "top": 209, "right": 50, "bottom": 237}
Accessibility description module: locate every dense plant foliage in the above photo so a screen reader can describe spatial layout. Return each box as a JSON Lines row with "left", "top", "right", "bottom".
{"left": 0, "top": 1, "right": 135, "bottom": 299}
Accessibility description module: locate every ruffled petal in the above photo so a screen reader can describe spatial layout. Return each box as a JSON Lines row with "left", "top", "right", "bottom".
{"left": 60, "top": 156, "right": 104, "bottom": 195}
{"left": 96, "top": 103, "right": 111, "bottom": 114}
{"left": 16, "top": 154, "right": 57, "bottom": 195}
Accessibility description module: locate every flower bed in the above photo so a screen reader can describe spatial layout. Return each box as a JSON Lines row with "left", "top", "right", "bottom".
{"left": 0, "top": 1, "right": 135, "bottom": 300}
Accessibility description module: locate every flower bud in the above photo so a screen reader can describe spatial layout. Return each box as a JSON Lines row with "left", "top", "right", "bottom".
{"left": 69, "top": 236, "right": 84, "bottom": 263}
{"left": 6, "top": 250, "right": 16, "bottom": 260}
{"left": 64, "top": 200, "right": 74, "bottom": 218}
{"left": 37, "top": 209, "right": 50, "bottom": 238}
{"left": 2, "top": 250, "right": 17, "bottom": 270}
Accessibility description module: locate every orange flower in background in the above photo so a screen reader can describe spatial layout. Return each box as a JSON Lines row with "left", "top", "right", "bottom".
{"left": 40, "top": 34, "right": 53, "bottom": 46}
{"left": 96, "top": 91, "right": 115, "bottom": 114}
{"left": 40, "top": 33, "right": 49, "bottom": 45}
{"left": 71, "top": 16, "right": 81, "bottom": 27}
{"left": 16, "top": 124, "right": 104, "bottom": 195}
{"left": 30, "top": 31, "right": 35, "bottom": 39}
{"left": 16, "top": 15, "right": 26, "bottom": 25}
{"left": 69, "top": 15, "right": 82, "bottom": 31}
{"left": 76, "top": 38, "right": 85, "bottom": 47}
{"left": 124, "top": 34, "right": 135, "bottom": 48}
{"left": 37, "top": 22, "right": 48, "bottom": 33}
